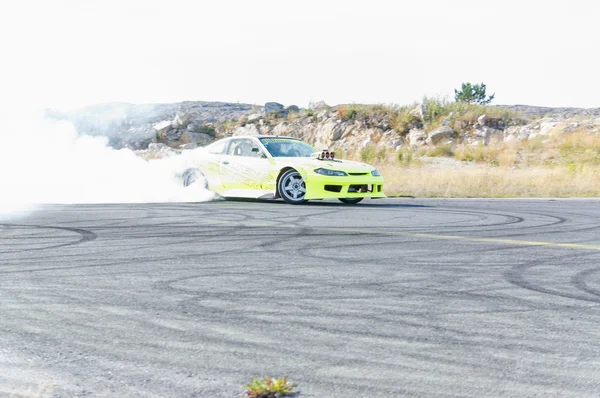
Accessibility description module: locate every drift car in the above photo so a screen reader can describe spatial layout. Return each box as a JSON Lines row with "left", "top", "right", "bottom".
{"left": 182, "top": 136, "right": 385, "bottom": 204}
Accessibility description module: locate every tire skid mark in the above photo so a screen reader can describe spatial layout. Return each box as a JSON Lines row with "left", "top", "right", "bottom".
{"left": 495, "top": 224, "right": 600, "bottom": 241}
{"left": 0, "top": 224, "right": 97, "bottom": 253}
{"left": 4, "top": 200, "right": 600, "bottom": 397}
{"left": 487, "top": 212, "right": 568, "bottom": 238}
{"left": 0, "top": 228, "right": 308, "bottom": 274}
{"left": 411, "top": 208, "right": 525, "bottom": 231}
{"left": 571, "top": 266, "right": 600, "bottom": 298}
{"left": 166, "top": 284, "right": 571, "bottom": 365}
{"left": 504, "top": 252, "right": 600, "bottom": 304}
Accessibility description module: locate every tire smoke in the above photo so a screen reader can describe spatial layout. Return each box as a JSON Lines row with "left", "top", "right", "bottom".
{"left": 0, "top": 111, "right": 214, "bottom": 220}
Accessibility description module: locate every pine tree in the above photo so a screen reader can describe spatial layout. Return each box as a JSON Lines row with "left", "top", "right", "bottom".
{"left": 454, "top": 82, "right": 495, "bottom": 105}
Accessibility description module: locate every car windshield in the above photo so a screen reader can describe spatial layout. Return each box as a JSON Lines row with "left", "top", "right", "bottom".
{"left": 259, "top": 137, "right": 317, "bottom": 158}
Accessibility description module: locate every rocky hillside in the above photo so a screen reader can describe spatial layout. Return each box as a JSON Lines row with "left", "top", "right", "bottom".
{"left": 224, "top": 102, "right": 600, "bottom": 157}
{"left": 46, "top": 100, "right": 600, "bottom": 156}
{"left": 45, "top": 101, "right": 260, "bottom": 149}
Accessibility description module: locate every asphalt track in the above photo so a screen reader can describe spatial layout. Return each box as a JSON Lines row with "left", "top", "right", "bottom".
{"left": 2, "top": 198, "right": 600, "bottom": 397}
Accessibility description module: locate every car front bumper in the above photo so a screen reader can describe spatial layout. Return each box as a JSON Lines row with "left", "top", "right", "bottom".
{"left": 304, "top": 174, "right": 386, "bottom": 200}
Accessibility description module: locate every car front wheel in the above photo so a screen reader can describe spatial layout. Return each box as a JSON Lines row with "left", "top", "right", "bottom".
{"left": 278, "top": 169, "right": 307, "bottom": 204}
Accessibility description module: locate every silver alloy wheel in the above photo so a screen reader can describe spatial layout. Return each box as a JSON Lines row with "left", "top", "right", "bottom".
{"left": 278, "top": 169, "right": 307, "bottom": 204}
{"left": 183, "top": 168, "right": 208, "bottom": 189}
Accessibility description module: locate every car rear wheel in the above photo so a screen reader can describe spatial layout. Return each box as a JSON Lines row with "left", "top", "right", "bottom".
{"left": 183, "top": 168, "right": 208, "bottom": 189}
{"left": 278, "top": 169, "right": 307, "bottom": 204}
{"left": 338, "top": 198, "right": 363, "bottom": 204}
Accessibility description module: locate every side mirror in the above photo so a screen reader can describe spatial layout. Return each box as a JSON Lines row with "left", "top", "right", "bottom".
{"left": 251, "top": 147, "right": 267, "bottom": 158}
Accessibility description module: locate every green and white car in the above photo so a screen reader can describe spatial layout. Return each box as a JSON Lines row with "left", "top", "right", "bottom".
{"left": 182, "top": 136, "right": 385, "bottom": 204}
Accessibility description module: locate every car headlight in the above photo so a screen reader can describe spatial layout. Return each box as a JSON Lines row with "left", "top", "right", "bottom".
{"left": 371, "top": 169, "right": 381, "bottom": 176}
{"left": 314, "top": 168, "right": 348, "bottom": 176}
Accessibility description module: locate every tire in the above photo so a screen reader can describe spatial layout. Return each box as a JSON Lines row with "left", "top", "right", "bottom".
{"left": 183, "top": 168, "right": 208, "bottom": 189}
{"left": 278, "top": 169, "right": 308, "bottom": 204}
{"left": 338, "top": 198, "right": 363, "bottom": 205}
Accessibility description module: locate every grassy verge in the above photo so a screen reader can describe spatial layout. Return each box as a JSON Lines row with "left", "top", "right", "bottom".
{"left": 354, "top": 130, "right": 600, "bottom": 198}
{"left": 380, "top": 165, "right": 600, "bottom": 198}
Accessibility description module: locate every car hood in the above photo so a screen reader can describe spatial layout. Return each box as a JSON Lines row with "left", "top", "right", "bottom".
{"left": 274, "top": 157, "right": 376, "bottom": 173}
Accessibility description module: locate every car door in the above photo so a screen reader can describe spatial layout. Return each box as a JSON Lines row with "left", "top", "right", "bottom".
{"left": 198, "top": 138, "right": 228, "bottom": 191}
{"left": 219, "top": 138, "right": 275, "bottom": 194}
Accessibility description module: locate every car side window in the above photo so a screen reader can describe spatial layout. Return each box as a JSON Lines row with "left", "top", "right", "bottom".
{"left": 228, "top": 139, "right": 262, "bottom": 157}
{"left": 207, "top": 140, "right": 227, "bottom": 154}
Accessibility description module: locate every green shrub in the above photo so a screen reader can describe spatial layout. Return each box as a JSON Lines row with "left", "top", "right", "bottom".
{"left": 397, "top": 149, "right": 414, "bottom": 166}
{"left": 391, "top": 106, "right": 420, "bottom": 134}
{"left": 360, "top": 145, "right": 376, "bottom": 163}
{"left": 454, "top": 144, "right": 501, "bottom": 164}
{"left": 196, "top": 125, "right": 216, "bottom": 135}
{"left": 426, "top": 144, "right": 455, "bottom": 158}
{"left": 337, "top": 104, "right": 362, "bottom": 121}
{"left": 245, "top": 376, "right": 297, "bottom": 398}
{"left": 422, "top": 97, "right": 451, "bottom": 122}
{"left": 347, "top": 108, "right": 358, "bottom": 120}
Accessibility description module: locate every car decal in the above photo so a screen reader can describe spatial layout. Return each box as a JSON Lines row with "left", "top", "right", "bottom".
{"left": 223, "top": 163, "right": 275, "bottom": 190}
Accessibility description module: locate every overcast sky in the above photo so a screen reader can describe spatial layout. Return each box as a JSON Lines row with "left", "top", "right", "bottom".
{"left": 1, "top": 0, "right": 598, "bottom": 111}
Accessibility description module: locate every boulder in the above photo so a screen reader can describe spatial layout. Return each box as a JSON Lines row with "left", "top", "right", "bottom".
{"left": 265, "top": 102, "right": 285, "bottom": 114}
{"left": 144, "top": 142, "right": 178, "bottom": 157}
{"left": 309, "top": 100, "right": 328, "bottom": 110}
{"left": 272, "top": 122, "right": 292, "bottom": 137}
{"left": 409, "top": 104, "right": 425, "bottom": 119}
{"left": 286, "top": 105, "right": 300, "bottom": 114}
{"left": 370, "top": 129, "right": 382, "bottom": 144}
{"left": 331, "top": 124, "right": 344, "bottom": 141}
{"left": 247, "top": 113, "right": 261, "bottom": 123}
{"left": 539, "top": 120, "right": 557, "bottom": 136}
{"left": 472, "top": 127, "right": 503, "bottom": 145}
{"left": 428, "top": 126, "right": 455, "bottom": 145}
{"left": 361, "top": 138, "right": 373, "bottom": 148}
{"left": 180, "top": 142, "right": 198, "bottom": 150}
{"left": 452, "top": 120, "right": 467, "bottom": 134}
{"left": 196, "top": 133, "right": 214, "bottom": 146}
{"left": 166, "top": 129, "right": 182, "bottom": 141}
{"left": 148, "top": 143, "right": 168, "bottom": 151}
{"left": 477, "top": 114, "right": 487, "bottom": 126}
{"left": 181, "top": 131, "right": 213, "bottom": 146}
{"left": 504, "top": 134, "right": 517, "bottom": 143}
{"left": 316, "top": 110, "right": 329, "bottom": 119}
{"left": 408, "top": 129, "right": 427, "bottom": 147}
{"left": 311, "top": 120, "right": 339, "bottom": 149}
{"left": 232, "top": 124, "right": 261, "bottom": 136}
{"left": 172, "top": 112, "right": 193, "bottom": 129}
{"left": 152, "top": 120, "right": 172, "bottom": 133}
{"left": 486, "top": 128, "right": 504, "bottom": 144}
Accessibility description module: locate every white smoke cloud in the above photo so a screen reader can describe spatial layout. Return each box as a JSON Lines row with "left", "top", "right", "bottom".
{"left": 0, "top": 110, "right": 214, "bottom": 220}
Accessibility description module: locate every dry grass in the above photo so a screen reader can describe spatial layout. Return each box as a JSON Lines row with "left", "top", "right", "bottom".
{"left": 424, "top": 131, "right": 600, "bottom": 170}
{"left": 558, "top": 129, "right": 600, "bottom": 165}
{"left": 342, "top": 130, "right": 600, "bottom": 197}
{"left": 420, "top": 144, "right": 455, "bottom": 158}
{"left": 454, "top": 144, "right": 504, "bottom": 165}
{"left": 380, "top": 164, "right": 600, "bottom": 198}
